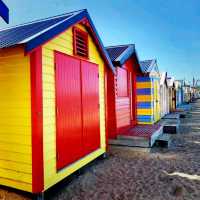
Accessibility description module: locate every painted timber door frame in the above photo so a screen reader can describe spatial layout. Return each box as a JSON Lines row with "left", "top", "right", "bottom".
{"left": 129, "top": 72, "right": 134, "bottom": 121}
{"left": 153, "top": 79, "right": 160, "bottom": 122}
{"left": 55, "top": 52, "right": 100, "bottom": 170}
{"left": 172, "top": 88, "right": 176, "bottom": 110}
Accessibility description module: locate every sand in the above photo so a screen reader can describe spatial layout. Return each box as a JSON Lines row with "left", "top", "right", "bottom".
{"left": 1, "top": 100, "right": 200, "bottom": 200}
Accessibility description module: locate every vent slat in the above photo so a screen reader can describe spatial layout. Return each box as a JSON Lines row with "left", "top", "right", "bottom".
{"left": 77, "top": 52, "right": 87, "bottom": 56}
{"left": 73, "top": 27, "right": 88, "bottom": 58}
{"left": 76, "top": 41, "right": 87, "bottom": 48}
{"left": 77, "top": 46, "right": 88, "bottom": 52}
{"left": 76, "top": 47, "right": 87, "bottom": 54}
{"left": 75, "top": 38, "right": 87, "bottom": 45}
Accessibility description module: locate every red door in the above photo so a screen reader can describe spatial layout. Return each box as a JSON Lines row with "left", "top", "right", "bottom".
{"left": 55, "top": 53, "right": 83, "bottom": 170}
{"left": 116, "top": 67, "right": 131, "bottom": 131}
{"left": 55, "top": 52, "right": 100, "bottom": 170}
{"left": 81, "top": 60, "right": 100, "bottom": 155}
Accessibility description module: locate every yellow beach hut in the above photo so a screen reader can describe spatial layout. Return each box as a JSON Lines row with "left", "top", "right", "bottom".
{"left": 0, "top": 9, "right": 114, "bottom": 197}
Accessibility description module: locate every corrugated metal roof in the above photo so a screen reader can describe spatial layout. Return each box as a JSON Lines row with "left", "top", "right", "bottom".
{"left": 106, "top": 44, "right": 142, "bottom": 73}
{"left": 0, "top": 11, "right": 81, "bottom": 48}
{"left": 0, "top": 9, "right": 115, "bottom": 72}
{"left": 139, "top": 59, "right": 154, "bottom": 73}
{"left": 106, "top": 45, "right": 130, "bottom": 62}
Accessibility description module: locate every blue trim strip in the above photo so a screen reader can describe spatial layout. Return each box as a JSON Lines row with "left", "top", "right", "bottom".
{"left": 0, "top": 0, "right": 9, "bottom": 24}
{"left": 136, "top": 77, "right": 151, "bottom": 82}
{"left": 26, "top": 10, "right": 115, "bottom": 72}
{"left": 137, "top": 88, "right": 152, "bottom": 95}
{"left": 137, "top": 115, "right": 152, "bottom": 119}
{"left": 137, "top": 119, "right": 152, "bottom": 123}
{"left": 137, "top": 115, "right": 153, "bottom": 122}
{"left": 137, "top": 102, "right": 152, "bottom": 109}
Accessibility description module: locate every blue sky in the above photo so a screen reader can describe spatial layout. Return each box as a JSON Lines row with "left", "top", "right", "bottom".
{"left": 1, "top": 0, "right": 200, "bottom": 82}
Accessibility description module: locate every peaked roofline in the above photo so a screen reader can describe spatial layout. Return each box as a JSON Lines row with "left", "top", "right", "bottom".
{"left": 140, "top": 59, "right": 156, "bottom": 71}
{"left": 0, "top": 9, "right": 115, "bottom": 72}
{"left": 106, "top": 44, "right": 134, "bottom": 48}
{"left": 106, "top": 44, "right": 134, "bottom": 65}
{"left": 26, "top": 9, "right": 115, "bottom": 72}
{"left": 19, "top": 14, "right": 78, "bottom": 44}
{"left": 140, "top": 59, "right": 159, "bottom": 74}
{"left": 167, "top": 77, "right": 176, "bottom": 87}
{"left": 106, "top": 44, "right": 142, "bottom": 72}
{"left": 0, "top": 9, "right": 85, "bottom": 32}
{"left": 160, "top": 72, "right": 168, "bottom": 87}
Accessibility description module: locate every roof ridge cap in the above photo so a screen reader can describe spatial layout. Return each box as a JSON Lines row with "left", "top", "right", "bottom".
{"left": 19, "top": 16, "right": 74, "bottom": 44}
{"left": 106, "top": 44, "right": 135, "bottom": 49}
{"left": 0, "top": 9, "right": 86, "bottom": 32}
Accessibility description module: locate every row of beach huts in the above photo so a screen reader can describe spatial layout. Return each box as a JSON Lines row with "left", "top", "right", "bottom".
{"left": 0, "top": 9, "right": 199, "bottom": 198}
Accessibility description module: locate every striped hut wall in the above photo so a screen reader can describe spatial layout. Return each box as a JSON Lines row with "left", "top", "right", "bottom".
{"left": 136, "top": 77, "right": 154, "bottom": 124}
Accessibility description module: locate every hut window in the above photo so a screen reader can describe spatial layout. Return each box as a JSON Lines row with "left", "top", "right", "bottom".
{"left": 73, "top": 27, "right": 89, "bottom": 58}
{"left": 117, "top": 68, "right": 128, "bottom": 97}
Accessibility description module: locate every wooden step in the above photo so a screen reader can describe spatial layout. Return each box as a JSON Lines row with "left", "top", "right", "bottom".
{"left": 109, "top": 138, "right": 150, "bottom": 148}
{"left": 163, "top": 125, "right": 179, "bottom": 134}
{"left": 109, "top": 145, "right": 151, "bottom": 153}
{"left": 158, "top": 118, "right": 180, "bottom": 134}
{"left": 155, "top": 134, "right": 172, "bottom": 147}
{"left": 163, "top": 113, "right": 180, "bottom": 119}
{"left": 109, "top": 126, "right": 163, "bottom": 148}
{"left": 150, "top": 126, "right": 163, "bottom": 146}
